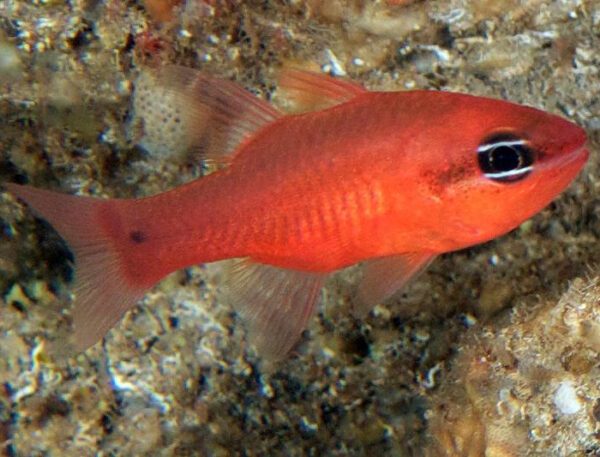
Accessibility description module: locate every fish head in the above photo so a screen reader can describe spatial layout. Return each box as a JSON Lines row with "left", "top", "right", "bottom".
{"left": 415, "top": 93, "right": 588, "bottom": 248}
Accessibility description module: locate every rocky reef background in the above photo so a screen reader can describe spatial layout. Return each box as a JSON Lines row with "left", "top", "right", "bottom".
{"left": 1, "top": 0, "right": 599, "bottom": 455}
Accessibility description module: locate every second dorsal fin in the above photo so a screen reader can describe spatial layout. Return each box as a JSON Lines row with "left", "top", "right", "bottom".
{"left": 133, "top": 65, "right": 281, "bottom": 163}
{"left": 276, "top": 69, "right": 367, "bottom": 113}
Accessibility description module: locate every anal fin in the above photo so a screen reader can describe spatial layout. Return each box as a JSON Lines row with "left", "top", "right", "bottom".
{"left": 355, "top": 252, "right": 436, "bottom": 317}
{"left": 224, "top": 260, "right": 326, "bottom": 361}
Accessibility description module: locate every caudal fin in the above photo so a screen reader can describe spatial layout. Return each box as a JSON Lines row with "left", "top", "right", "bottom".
{"left": 5, "top": 183, "right": 147, "bottom": 351}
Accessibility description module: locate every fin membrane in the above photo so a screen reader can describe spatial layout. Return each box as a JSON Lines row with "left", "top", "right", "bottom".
{"left": 355, "top": 252, "right": 436, "bottom": 317}
{"left": 136, "top": 65, "right": 281, "bottom": 162}
{"left": 224, "top": 259, "right": 326, "bottom": 360}
{"left": 277, "top": 69, "right": 366, "bottom": 113}
{"left": 6, "top": 183, "right": 148, "bottom": 351}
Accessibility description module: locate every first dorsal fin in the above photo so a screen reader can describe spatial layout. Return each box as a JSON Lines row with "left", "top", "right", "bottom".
{"left": 132, "top": 65, "right": 281, "bottom": 163}
{"left": 276, "top": 69, "right": 367, "bottom": 113}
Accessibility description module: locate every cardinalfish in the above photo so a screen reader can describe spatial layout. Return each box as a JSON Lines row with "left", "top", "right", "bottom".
{"left": 4, "top": 67, "right": 588, "bottom": 360}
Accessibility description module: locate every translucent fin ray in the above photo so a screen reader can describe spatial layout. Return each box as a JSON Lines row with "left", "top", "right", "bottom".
{"left": 224, "top": 259, "right": 326, "bottom": 360}
{"left": 6, "top": 183, "right": 147, "bottom": 351}
{"left": 277, "top": 69, "right": 366, "bottom": 113}
{"left": 144, "top": 65, "right": 281, "bottom": 162}
{"left": 355, "top": 252, "right": 436, "bottom": 317}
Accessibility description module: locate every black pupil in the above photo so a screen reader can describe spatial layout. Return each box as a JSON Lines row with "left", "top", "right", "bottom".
{"left": 490, "top": 145, "right": 521, "bottom": 172}
{"left": 478, "top": 133, "right": 534, "bottom": 183}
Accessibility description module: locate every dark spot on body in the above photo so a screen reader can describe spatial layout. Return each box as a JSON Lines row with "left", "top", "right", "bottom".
{"left": 437, "top": 165, "right": 471, "bottom": 186}
{"left": 130, "top": 230, "right": 147, "bottom": 244}
{"left": 423, "top": 163, "right": 475, "bottom": 195}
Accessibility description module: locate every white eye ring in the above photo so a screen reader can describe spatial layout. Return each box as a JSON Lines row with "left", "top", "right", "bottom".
{"left": 477, "top": 139, "right": 526, "bottom": 153}
{"left": 478, "top": 135, "right": 534, "bottom": 183}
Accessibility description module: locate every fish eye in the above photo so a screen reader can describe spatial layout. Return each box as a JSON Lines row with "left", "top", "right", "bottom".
{"left": 477, "top": 133, "right": 534, "bottom": 183}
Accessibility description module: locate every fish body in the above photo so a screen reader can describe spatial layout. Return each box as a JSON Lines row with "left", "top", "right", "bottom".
{"left": 5, "top": 68, "right": 588, "bottom": 359}
{"left": 110, "top": 90, "right": 586, "bottom": 272}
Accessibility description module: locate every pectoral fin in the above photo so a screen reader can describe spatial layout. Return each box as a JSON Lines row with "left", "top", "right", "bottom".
{"left": 354, "top": 252, "right": 436, "bottom": 317}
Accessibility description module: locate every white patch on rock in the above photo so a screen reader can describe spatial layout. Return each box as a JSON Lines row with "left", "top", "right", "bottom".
{"left": 553, "top": 381, "right": 582, "bottom": 415}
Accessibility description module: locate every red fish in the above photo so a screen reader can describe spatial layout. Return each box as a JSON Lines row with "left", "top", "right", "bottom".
{"left": 5, "top": 67, "right": 588, "bottom": 359}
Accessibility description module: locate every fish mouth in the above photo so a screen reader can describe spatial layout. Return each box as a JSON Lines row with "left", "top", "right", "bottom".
{"left": 557, "top": 144, "right": 589, "bottom": 170}
{"left": 540, "top": 138, "right": 589, "bottom": 173}
{"left": 540, "top": 143, "right": 589, "bottom": 191}
{"left": 544, "top": 120, "right": 588, "bottom": 169}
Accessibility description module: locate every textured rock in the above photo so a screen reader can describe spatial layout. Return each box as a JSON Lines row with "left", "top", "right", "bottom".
{"left": 1, "top": 0, "right": 598, "bottom": 455}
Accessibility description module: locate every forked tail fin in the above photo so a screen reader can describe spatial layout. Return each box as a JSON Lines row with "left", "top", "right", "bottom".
{"left": 5, "top": 183, "right": 147, "bottom": 351}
